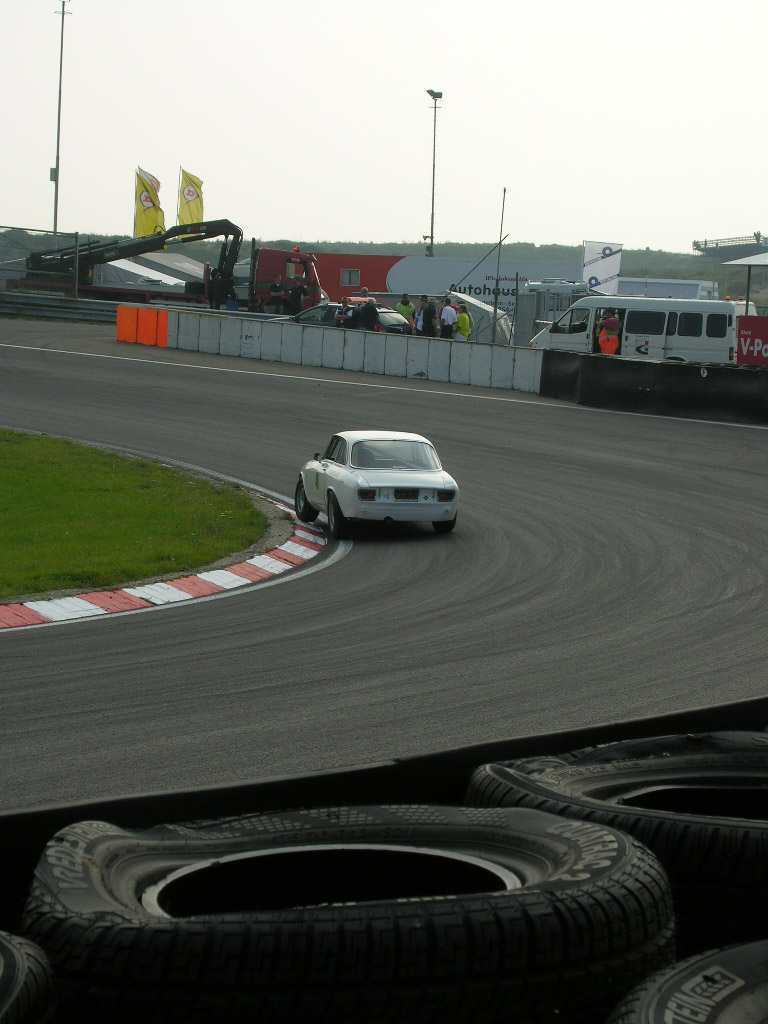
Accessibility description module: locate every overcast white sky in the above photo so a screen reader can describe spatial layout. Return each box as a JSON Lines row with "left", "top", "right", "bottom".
{"left": 4, "top": 0, "right": 767, "bottom": 254}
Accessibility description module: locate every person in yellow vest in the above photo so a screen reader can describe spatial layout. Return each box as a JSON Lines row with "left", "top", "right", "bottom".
{"left": 396, "top": 293, "right": 416, "bottom": 330}
{"left": 597, "top": 310, "right": 621, "bottom": 354}
{"left": 454, "top": 302, "right": 471, "bottom": 341}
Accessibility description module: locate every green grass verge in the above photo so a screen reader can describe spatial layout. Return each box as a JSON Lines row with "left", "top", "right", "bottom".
{"left": 0, "top": 430, "right": 268, "bottom": 599}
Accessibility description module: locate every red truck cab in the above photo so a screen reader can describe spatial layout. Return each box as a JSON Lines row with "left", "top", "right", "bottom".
{"left": 234, "top": 246, "right": 322, "bottom": 313}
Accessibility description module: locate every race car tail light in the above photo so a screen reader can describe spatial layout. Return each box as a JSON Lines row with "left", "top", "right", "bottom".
{"left": 437, "top": 490, "right": 455, "bottom": 502}
{"left": 358, "top": 489, "right": 376, "bottom": 501}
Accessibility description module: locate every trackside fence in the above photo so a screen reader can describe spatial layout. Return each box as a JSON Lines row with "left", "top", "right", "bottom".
{"left": 115, "top": 306, "right": 768, "bottom": 424}
{"left": 116, "top": 306, "right": 542, "bottom": 392}
{"left": 538, "top": 349, "right": 768, "bottom": 424}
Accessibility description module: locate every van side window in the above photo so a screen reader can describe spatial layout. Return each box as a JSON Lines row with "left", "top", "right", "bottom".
{"left": 706, "top": 314, "right": 728, "bottom": 338}
{"left": 678, "top": 313, "right": 703, "bottom": 337}
{"left": 626, "top": 311, "right": 665, "bottom": 334}
{"left": 341, "top": 269, "right": 360, "bottom": 287}
{"left": 666, "top": 312, "right": 678, "bottom": 336}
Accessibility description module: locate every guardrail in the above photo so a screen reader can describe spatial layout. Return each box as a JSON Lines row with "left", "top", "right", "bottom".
{"left": 0, "top": 292, "right": 284, "bottom": 324}
{"left": 0, "top": 291, "right": 119, "bottom": 323}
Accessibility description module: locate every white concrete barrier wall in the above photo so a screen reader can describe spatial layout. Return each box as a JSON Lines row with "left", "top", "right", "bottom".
{"left": 167, "top": 310, "right": 179, "bottom": 349}
{"left": 161, "top": 310, "right": 543, "bottom": 392}
{"left": 177, "top": 311, "right": 200, "bottom": 352}
{"left": 260, "top": 321, "right": 283, "bottom": 363}
{"left": 323, "top": 328, "right": 344, "bottom": 370}
{"left": 199, "top": 315, "right": 221, "bottom": 355}
{"left": 220, "top": 318, "right": 241, "bottom": 356}
{"left": 449, "top": 343, "right": 470, "bottom": 385}
{"left": 469, "top": 345, "right": 492, "bottom": 388}
{"left": 510, "top": 347, "right": 543, "bottom": 393}
{"left": 342, "top": 330, "right": 364, "bottom": 372}
{"left": 281, "top": 323, "right": 303, "bottom": 365}
{"left": 241, "top": 320, "right": 260, "bottom": 360}
{"left": 428, "top": 339, "right": 451, "bottom": 382}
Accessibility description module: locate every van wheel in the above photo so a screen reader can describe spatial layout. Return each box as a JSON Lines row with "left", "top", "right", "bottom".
{"left": 294, "top": 478, "right": 319, "bottom": 523}
{"left": 327, "top": 493, "right": 349, "bottom": 539}
{"left": 21, "top": 807, "right": 675, "bottom": 1024}
{"left": 467, "top": 730, "right": 768, "bottom": 954}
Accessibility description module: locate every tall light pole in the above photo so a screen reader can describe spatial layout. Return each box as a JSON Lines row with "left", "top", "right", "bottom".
{"left": 51, "top": 0, "right": 70, "bottom": 236}
{"left": 426, "top": 89, "right": 442, "bottom": 257}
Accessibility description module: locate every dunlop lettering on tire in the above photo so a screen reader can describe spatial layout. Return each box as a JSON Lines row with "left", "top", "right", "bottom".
{"left": 0, "top": 930, "right": 56, "bottom": 1024}
{"left": 466, "top": 731, "right": 768, "bottom": 954}
{"left": 606, "top": 940, "right": 768, "bottom": 1024}
{"left": 22, "top": 805, "right": 675, "bottom": 1024}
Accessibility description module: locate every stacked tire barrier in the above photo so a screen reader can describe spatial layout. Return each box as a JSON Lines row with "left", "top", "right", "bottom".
{"left": 22, "top": 806, "right": 675, "bottom": 1024}
{"left": 0, "top": 930, "right": 56, "bottom": 1024}
{"left": 606, "top": 941, "right": 768, "bottom": 1024}
{"left": 9, "top": 729, "right": 768, "bottom": 1024}
{"left": 467, "top": 731, "right": 768, "bottom": 955}
{"left": 538, "top": 349, "right": 768, "bottom": 424}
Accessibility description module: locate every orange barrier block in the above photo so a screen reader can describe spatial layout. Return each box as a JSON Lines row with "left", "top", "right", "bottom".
{"left": 116, "top": 306, "right": 138, "bottom": 343}
{"left": 136, "top": 308, "right": 159, "bottom": 346}
{"left": 156, "top": 309, "right": 168, "bottom": 348}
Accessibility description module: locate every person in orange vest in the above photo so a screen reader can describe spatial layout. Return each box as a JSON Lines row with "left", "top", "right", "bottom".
{"left": 597, "top": 310, "right": 621, "bottom": 354}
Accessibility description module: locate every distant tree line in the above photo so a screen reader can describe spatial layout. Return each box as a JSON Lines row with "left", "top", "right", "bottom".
{"left": 1, "top": 228, "right": 765, "bottom": 304}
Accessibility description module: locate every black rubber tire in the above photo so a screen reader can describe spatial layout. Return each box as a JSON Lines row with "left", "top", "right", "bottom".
{"left": 326, "top": 491, "right": 350, "bottom": 539}
{"left": 606, "top": 940, "right": 768, "bottom": 1023}
{"left": 294, "top": 476, "right": 319, "bottom": 523}
{"left": 22, "top": 806, "right": 675, "bottom": 1023}
{"left": 0, "top": 930, "right": 56, "bottom": 1024}
{"left": 433, "top": 513, "right": 457, "bottom": 534}
{"left": 467, "top": 731, "right": 768, "bottom": 954}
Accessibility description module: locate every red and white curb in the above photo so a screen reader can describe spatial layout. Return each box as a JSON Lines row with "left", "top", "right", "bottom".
{"left": 0, "top": 506, "right": 324, "bottom": 630}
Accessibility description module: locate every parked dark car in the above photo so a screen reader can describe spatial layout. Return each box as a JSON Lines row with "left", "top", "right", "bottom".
{"left": 285, "top": 303, "right": 412, "bottom": 334}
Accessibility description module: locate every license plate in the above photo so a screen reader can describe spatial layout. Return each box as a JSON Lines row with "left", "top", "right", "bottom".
{"left": 394, "top": 489, "right": 419, "bottom": 500}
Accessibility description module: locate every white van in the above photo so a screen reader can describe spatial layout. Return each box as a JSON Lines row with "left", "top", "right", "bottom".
{"left": 529, "top": 296, "right": 755, "bottom": 363}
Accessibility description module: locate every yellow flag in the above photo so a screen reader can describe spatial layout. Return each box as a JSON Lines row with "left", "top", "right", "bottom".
{"left": 135, "top": 167, "right": 166, "bottom": 237}
{"left": 179, "top": 169, "right": 204, "bottom": 225}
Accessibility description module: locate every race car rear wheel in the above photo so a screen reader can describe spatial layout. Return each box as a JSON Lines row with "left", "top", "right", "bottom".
{"left": 294, "top": 477, "right": 319, "bottom": 523}
{"left": 327, "top": 492, "right": 350, "bottom": 539}
{"left": 433, "top": 514, "right": 457, "bottom": 534}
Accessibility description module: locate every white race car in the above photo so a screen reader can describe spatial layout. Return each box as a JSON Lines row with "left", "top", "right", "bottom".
{"left": 295, "top": 430, "right": 459, "bottom": 539}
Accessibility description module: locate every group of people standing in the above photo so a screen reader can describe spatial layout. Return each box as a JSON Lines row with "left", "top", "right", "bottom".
{"left": 265, "top": 274, "right": 309, "bottom": 316}
{"left": 397, "top": 294, "right": 471, "bottom": 340}
{"left": 331, "top": 289, "right": 473, "bottom": 340}
{"left": 334, "top": 293, "right": 382, "bottom": 331}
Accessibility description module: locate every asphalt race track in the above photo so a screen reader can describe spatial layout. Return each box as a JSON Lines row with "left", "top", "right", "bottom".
{"left": 1, "top": 322, "right": 766, "bottom": 812}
